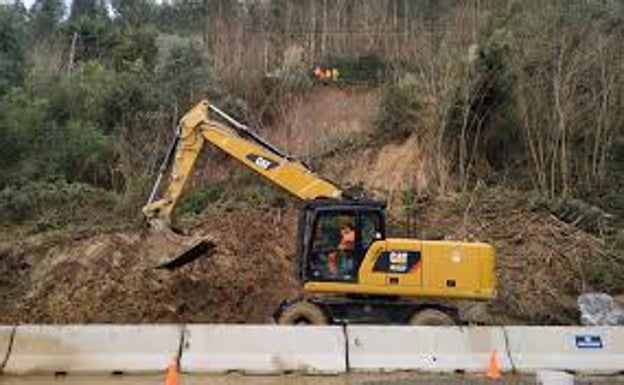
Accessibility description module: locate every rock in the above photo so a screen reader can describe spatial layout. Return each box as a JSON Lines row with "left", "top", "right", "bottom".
{"left": 578, "top": 292, "right": 624, "bottom": 326}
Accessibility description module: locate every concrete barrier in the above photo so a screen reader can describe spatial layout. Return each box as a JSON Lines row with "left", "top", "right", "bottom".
{"left": 537, "top": 370, "right": 574, "bottom": 385}
{"left": 3, "top": 325, "right": 182, "bottom": 375}
{"left": 0, "top": 326, "right": 15, "bottom": 373}
{"left": 181, "top": 325, "right": 346, "bottom": 374}
{"left": 504, "top": 326, "right": 624, "bottom": 374}
{"left": 347, "top": 326, "right": 512, "bottom": 373}
{"left": 1, "top": 325, "right": 622, "bottom": 376}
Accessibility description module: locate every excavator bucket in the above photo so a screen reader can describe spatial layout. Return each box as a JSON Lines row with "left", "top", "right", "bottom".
{"left": 155, "top": 237, "right": 216, "bottom": 270}
{"left": 145, "top": 218, "right": 217, "bottom": 270}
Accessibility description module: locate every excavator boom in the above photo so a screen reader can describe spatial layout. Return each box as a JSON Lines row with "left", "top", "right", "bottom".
{"left": 143, "top": 100, "right": 343, "bottom": 268}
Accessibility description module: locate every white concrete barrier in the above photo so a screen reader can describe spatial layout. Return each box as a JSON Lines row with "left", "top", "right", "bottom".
{"left": 347, "top": 326, "right": 512, "bottom": 373}
{"left": 0, "top": 326, "right": 15, "bottom": 373}
{"left": 504, "top": 326, "right": 624, "bottom": 374}
{"left": 537, "top": 370, "right": 574, "bottom": 385}
{"left": 181, "top": 325, "right": 346, "bottom": 374}
{"left": 2, "top": 325, "right": 622, "bottom": 376}
{"left": 3, "top": 325, "right": 182, "bottom": 375}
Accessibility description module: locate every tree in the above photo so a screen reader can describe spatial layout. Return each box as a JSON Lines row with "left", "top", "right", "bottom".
{"left": 30, "top": 0, "right": 65, "bottom": 38}
{"left": 111, "top": 0, "right": 154, "bottom": 26}
{"left": 70, "top": 0, "right": 106, "bottom": 20}
{"left": 0, "top": 4, "right": 27, "bottom": 96}
{"left": 66, "top": 0, "right": 111, "bottom": 64}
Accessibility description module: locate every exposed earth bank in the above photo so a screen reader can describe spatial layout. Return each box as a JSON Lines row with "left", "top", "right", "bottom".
{"left": 0, "top": 87, "right": 616, "bottom": 325}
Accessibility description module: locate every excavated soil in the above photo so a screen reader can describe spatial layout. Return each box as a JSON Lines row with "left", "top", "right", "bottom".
{"left": 267, "top": 85, "right": 380, "bottom": 155}
{"left": 0, "top": 207, "right": 298, "bottom": 323}
{"left": 319, "top": 136, "right": 430, "bottom": 207}
{"left": 0, "top": 192, "right": 605, "bottom": 325}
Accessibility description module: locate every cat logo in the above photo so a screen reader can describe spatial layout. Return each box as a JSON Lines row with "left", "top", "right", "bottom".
{"left": 389, "top": 251, "right": 408, "bottom": 272}
{"left": 246, "top": 154, "right": 279, "bottom": 170}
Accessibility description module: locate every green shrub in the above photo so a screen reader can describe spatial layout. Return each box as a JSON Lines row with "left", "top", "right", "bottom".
{"left": 584, "top": 245, "right": 624, "bottom": 294}
{"left": 325, "top": 53, "right": 386, "bottom": 84}
{"left": 373, "top": 78, "right": 420, "bottom": 142}
{"left": 0, "top": 181, "right": 120, "bottom": 228}
{"left": 0, "top": 62, "right": 141, "bottom": 188}
{"left": 524, "top": 194, "right": 612, "bottom": 235}
{"left": 158, "top": 41, "right": 211, "bottom": 108}
{"left": 110, "top": 25, "right": 158, "bottom": 72}
{"left": 175, "top": 185, "right": 225, "bottom": 217}
{"left": 0, "top": 5, "right": 27, "bottom": 97}
{"left": 51, "top": 120, "right": 114, "bottom": 184}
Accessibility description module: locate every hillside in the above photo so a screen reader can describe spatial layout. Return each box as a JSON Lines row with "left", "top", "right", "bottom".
{"left": 0, "top": 86, "right": 620, "bottom": 325}
{"left": 0, "top": 0, "right": 622, "bottom": 326}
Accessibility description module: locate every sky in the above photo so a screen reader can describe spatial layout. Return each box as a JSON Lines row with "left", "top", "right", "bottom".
{"left": 21, "top": 0, "right": 72, "bottom": 9}
{"left": 17, "top": 0, "right": 166, "bottom": 10}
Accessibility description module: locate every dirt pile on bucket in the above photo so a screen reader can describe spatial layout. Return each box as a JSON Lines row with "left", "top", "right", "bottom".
{"left": 0, "top": 207, "right": 298, "bottom": 323}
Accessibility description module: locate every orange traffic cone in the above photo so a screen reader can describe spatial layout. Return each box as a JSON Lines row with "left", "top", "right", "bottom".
{"left": 165, "top": 359, "right": 178, "bottom": 385}
{"left": 487, "top": 350, "right": 501, "bottom": 380}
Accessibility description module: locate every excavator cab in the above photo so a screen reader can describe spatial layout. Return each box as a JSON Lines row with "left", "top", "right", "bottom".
{"left": 297, "top": 199, "right": 386, "bottom": 284}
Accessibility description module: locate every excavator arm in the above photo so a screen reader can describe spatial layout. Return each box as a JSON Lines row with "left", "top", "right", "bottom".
{"left": 143, "top": 100, "right": 343, "bottom": 231}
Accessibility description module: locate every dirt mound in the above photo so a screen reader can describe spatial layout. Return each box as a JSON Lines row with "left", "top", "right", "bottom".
{"left": 264, "top": 86, "right": 432, "bottom": 207}
{"left": 0, "top": 207, "right": 299, "bottom": 323}
{"left": 319, "top": 136, "right": 430, "bottom": 204}
{"left": 267, "top": 85, "right": 380, "bottom": 155}
{"left": 0, "top": 193, "right": 604, "bottom": 325}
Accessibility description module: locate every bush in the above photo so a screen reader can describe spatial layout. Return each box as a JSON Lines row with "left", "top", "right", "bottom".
{"left": 373, "top": 77, "right": 420, "bottom": 142}
{"left": 157, "top": 41, "right": 212, "bottom": 109}
{"left": 524, "top": 194, "right": 612, "bottom": 235}
{"left": 175, "top": 185, "right": 225, "bottom": 217}
{"left": 584, "top": 249, "right": 624, "bottom": 294}
{"left": 0, "top": 181, "right": 119, "bottom": 229}
{"left": 51, "top": 120, "right": 114, "bottom": 184}
{"left": 0, "top": 62, "right": 141, "bottom": 188}
{"left": 110, "top": 26, "right": 158, "bottom": 71}
{"left": 325, "top": 53, "right": 386, "bottom": 84}
{"left": 0, "top": 5, "right": 27, "bottom": 97}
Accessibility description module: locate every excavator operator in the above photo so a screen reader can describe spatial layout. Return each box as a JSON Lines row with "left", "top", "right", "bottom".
{"left": 328, "top": 221, "right": 356, "bottom": 279}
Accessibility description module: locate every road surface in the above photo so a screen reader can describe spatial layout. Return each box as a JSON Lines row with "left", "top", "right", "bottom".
{"left": 1, "top": 373, "right": 624, "bottom": 385}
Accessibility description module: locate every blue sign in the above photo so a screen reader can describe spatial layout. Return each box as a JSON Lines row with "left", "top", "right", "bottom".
{"left": 575, "top": 335, "right": 603, "bottom": 349}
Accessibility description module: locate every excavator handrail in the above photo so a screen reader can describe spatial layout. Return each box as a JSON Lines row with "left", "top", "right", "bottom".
{"left": 146, "top": 131, "right": 179, "bottom": 206}
{"left": 208, "top": 103, "right": 288, "bottom": 160}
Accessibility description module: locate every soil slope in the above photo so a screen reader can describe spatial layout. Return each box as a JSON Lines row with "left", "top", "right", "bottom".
{"left": 0, "top": 207, "right": 298, "bottom": 323}
{"left": 0, "top": 86, "right": 610, "bottom": 325}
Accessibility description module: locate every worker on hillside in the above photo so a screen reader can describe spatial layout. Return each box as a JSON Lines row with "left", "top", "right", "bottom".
{"left": 327, "top": 221, "right": 356, "bottom": 278}
{"left": 313, "top": 67, "right": 324, "bottom": 81}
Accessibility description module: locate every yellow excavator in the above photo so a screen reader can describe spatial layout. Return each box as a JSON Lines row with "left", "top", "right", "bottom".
{"left": 143, "top": 100, "right": 496, "bottom": 325}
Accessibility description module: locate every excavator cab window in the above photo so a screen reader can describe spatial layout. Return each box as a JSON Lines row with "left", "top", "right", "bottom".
{"left": 307, "top": 211, "right": 356, "bottom": 281}
{"left": 361, "top": 212, "right": 382, "bottom": 249}
{"left": 304, "top": 206, "right": 384, "bottom": 283}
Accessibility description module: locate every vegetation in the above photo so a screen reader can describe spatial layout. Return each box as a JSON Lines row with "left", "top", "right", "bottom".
{"left": 0, "top": 0, "right": 622, "bottom": 324}
{"left": 0, "top": 1, "right": 622, "bottom": 239}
